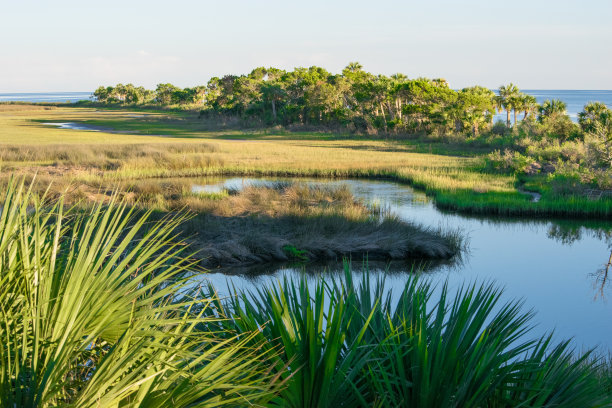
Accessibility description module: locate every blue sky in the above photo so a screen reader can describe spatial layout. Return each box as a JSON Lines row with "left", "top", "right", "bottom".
{"left": 1, "top": 0, "right": 611, "bottom": 91}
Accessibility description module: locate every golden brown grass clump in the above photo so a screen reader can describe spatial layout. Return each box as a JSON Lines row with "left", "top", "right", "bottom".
{"left": 153, "top": 182, "right": 462, "bottom": 267}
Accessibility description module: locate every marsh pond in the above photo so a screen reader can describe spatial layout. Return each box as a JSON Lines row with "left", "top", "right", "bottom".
{"left": 182, "top": 177, "right": 612, "bottom": 351}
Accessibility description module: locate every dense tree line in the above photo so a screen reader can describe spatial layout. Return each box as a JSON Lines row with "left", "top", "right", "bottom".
{"left": 93, "top": 63, "right": 611, "bottom": 177}
{"left": 92, "top": 63, "right": 569, "bottom": 135}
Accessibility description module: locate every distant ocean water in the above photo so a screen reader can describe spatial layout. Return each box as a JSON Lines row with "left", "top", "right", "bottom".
{"left": 490, "top": 90, "right": 612, "bottom": 123}
{"left": 522, "top": 90, "right": 612, "bottom": 116}
{"left": 0, "top": 92, "right": 92, "bottom": 103}
{"left": 1, "top": 90, "right": 611, "bottom": 122}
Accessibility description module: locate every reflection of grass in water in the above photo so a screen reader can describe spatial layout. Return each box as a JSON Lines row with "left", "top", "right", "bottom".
{"left": 213, "top": 256, "right": 459, "bottom": 279}
{"left": 546, "top": 221, "right": 612, "bottom": 245}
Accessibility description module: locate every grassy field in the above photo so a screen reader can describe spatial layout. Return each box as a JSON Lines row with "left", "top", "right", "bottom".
{"left": 1, "top": 104, "right": 611, "bottom": 218}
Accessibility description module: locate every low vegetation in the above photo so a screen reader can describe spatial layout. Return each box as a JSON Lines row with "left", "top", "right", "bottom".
{"left": 82, "top": 64, "right": 612, "bottom": 214}
{"left": 1, "top": 180, "right": 610, "bottom": 406}
{"left": 1, "top": 96, "right": 611, "bottom": 219}
{"left": 166, "top": 182, "right": 462, "bottom": 267}
{"left": 0, "top": 179, "right": 280, "bottom": 407}
{"left": 24, "top": 178, "right": 461, "bottom": 267}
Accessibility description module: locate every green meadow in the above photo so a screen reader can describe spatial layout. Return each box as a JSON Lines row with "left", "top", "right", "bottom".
{"left": 1, "top": 104, "right": 610, "bottom": 218}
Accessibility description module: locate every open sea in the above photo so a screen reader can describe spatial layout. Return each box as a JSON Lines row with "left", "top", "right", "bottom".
{"left": 495, "top": 89, "right": 612, "bottom": 122}
{"left": 0, "top": 92, "right": 92, "bottom": 103}
{"left": 1, "top": 90, "right": 611, "bottom": 122}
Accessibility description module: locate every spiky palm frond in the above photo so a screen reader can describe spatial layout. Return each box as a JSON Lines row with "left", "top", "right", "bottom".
{"left": 221, "top": 264, "right": 612, "bottom": 407}
{"left": 0, "top": 178, "right": 278, "bottom": 407}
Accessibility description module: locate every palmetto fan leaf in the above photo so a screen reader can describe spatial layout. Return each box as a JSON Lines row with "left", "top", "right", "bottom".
{"left": 0, "top": 177, "right": 278, "bottom": 407}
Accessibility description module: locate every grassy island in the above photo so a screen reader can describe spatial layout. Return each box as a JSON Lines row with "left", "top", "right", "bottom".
{"left": 143, "top": 182, "right": 461, "bottom": 267}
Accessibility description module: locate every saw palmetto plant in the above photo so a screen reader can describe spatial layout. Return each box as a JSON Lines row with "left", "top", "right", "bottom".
{"left": 0, "top": 178, "right": 279, "bottom": 407}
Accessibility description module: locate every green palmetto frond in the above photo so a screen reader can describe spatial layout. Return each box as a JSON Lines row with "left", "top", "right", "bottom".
{"left": 220, "top": 264, "right": 612, "bottom": 407}
{"left": 217, "top": 274, "right": 375, "bottom": 408}
{"left": 0, "top": 177, "right": 279, "bottom": 407}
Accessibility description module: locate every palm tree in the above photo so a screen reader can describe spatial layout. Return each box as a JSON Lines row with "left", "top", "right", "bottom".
{"left": 509, "top": 94, "right": 524, "bottom": 127}
{"left": 578, "top": 101, "right": 609, "bottom": 133}
{"left": 521, "top": 94, "right": 538, "bottom": 120}
{"left": 458, "top": 86, "right": 495, "bottom": 137}
{"left": 345, "top": 61, "right": 363, "bottom": 73}
{"left": 538, "top": 99, "right": 567, "bottom": 122}
{"left": 497, "top": 83, "right": 520, "bottom": 127}
{"left": 579, "top": 104, "right": 612, "bottom": 165}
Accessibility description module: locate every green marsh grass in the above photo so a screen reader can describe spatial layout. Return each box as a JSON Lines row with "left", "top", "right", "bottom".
{"left": 1, "top": 105, "right": 611, "bottom": 218}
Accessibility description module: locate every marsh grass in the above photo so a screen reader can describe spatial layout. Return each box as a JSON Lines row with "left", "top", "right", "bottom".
{"left": 1, "top": 177, "right": 460, "bottom": 267}
{"left": 2, "top": 106, "right": 611, "bottom": 218}
{"left": 0, "top": 142, "right": 219, "bottom": 169}
{"left": 159, "top": 183, "right": 462, "bottom": 267}
{"left": 434, "top": 188, "right": 612, "bottom": 218}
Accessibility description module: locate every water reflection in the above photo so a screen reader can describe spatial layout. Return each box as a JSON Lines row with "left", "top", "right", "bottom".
{"left": 217, "top": 257, "right": 459, "bottom": 280}
{"left": 544, "top": 223, "right": 612, "bottom": 301}
{"left": 547, "top": 222, "right": 612, "bottom": 246}
{"left": 183, "top": 176, "right": 612, "bottom": 350}
{"left": 591, "top": 250, "right": 612, "bottom": 301}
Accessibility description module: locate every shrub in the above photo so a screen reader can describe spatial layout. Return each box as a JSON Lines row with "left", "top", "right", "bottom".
{"left": 485, "top": 149, "right": 532, "bottom": 173}
{"left": 491, "top": 120, "right": 510, "bottom": 135}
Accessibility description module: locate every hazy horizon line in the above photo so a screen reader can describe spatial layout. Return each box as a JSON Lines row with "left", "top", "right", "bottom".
{"left": 3, "top": 88, "right": 612, "bottom": 94}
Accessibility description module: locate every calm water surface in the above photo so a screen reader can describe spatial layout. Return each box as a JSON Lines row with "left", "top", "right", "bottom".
{"left": 492, "top": 89, "right": 612, "bottom": 122}
{"left": 0, "top": 92, "right": 92, "bottom": 103}
{"left": 524, "top": 90, "right": 612, "bottom": 120}
{"left": 188, "top": 177, "right": 612, "bottom": 352}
